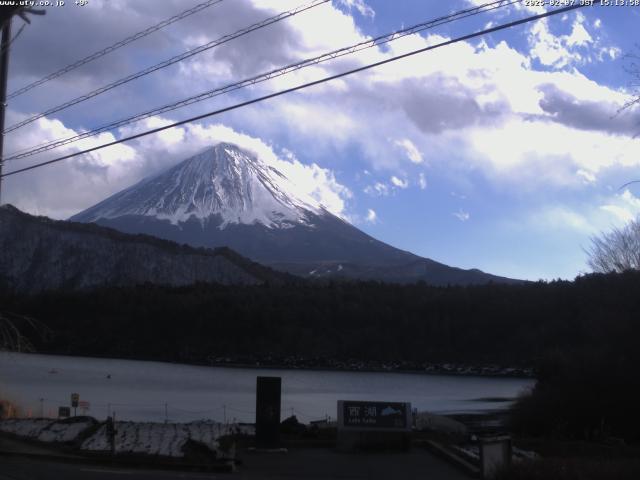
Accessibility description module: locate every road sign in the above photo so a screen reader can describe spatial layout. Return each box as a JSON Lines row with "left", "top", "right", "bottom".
{"left": 58, "top": 406, "right": 70, "bottom": 418}
{"left": 71, "top": 393, "right": 79, "bottom": 408}
{"left": 337, "top": 400, "right": 412, "bottom": 451}
{"left": 338, "top": 400, "right": 411, "bottom": 431}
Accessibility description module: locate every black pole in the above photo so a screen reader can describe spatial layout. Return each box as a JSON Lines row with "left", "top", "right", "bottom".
{"left": 0, "top": 18, "right": 11, "bottom": 205}
{"left": 255, "top": 376, "right": 281, "bottom": 448}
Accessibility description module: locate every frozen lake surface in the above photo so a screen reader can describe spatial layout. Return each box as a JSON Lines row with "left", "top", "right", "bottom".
{"left": 0, "top": 352, "right": 533, "bottom": 423}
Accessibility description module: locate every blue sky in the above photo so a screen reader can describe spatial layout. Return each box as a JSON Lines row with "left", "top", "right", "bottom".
{"left": 3, "top": 0, "right": 640, "bottom": 280}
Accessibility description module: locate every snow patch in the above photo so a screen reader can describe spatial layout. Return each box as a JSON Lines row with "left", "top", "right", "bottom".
{"left": 1, "top": 418, "right": 254, "bottom": 458}
{"left": 0, "top": 418, "right": 94, "bottom": 443}
{"left": 81, "top": 420, "right": 252, "bottom": 457}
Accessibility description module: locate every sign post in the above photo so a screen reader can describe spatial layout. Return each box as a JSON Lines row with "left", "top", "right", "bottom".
{"left": 78, "top": 400, "right": 90, "bottom": 415}
{"left": 71, "top": 393, "right": 79, "bottom": 417}
{"left": 337, "top": 400, "right": 412, "bottom": 451}
{"left": 106, "top": 415, "right": 117, "bottom": 456}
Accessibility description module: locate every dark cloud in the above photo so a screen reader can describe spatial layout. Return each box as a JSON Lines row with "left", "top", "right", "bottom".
{"left": 177, "top": 1, "right": 303, "bottom": 78}
{"left": 5, "top": 0, "right": 308, "bottom": 135}
{"left": 537, "top": 83, "right": 640, "bottom": 136}
{"left": 397, "top": 75, "right": 510, "bottom": 134}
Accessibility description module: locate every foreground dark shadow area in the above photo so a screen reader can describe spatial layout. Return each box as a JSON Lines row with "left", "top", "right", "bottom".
{"left": 2, "top": 271, "right": 640, "bottom": 478}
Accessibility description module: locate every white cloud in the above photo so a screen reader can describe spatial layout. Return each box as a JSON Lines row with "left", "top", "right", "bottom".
{"left": 527, "top": 13, "right": 596, "bottom": 69}
{"left": 529, "top": 19, "right": 578, "bottom": 68}
{"left": 365, "top": 208, "right": 377, "bottom": 223}
{"left": 418, "top": 173, "right": 427, "bottom": 190}
{"left": 566, "top": 16, "right": 593, "bottom": 47}
{"left": 466, "top": 0, "right": 546, "bottom": 14}
{"left": 228, "top": 8, "right": 629, "bottom": 194}
{"left": 526, "top": 12, "right": 620, "bottom": 71}
{"left": 337, "top": 0, "right": 375, "bottom": 18}
{"left": 464, "top": 118, "right": 640, "bottom": 188}
{"left": 600, "top": 190, "right": 640, "bottom": 225}
{"left": 364, "top": 182, "right": 390, "bottom": 197}
{"left": 600, "top": 204, "right": 636, "bottom": 224}
{"left": 453, "top": 209, "right": 470, "bottom": 222}
{"left": 576, "top": 169, "right": 596, "bottom": 184}
{"left": 394, "top": 138, "right": 423, "bottom": 164}
{"left": 4, "top": 117, "right": 352, "bottom": 220}
{"left": 524, "top": 191, "right": 640, "bottom": 238}
{"left": 3, "top": 0, "right": 631, "bottom": 223}
{"left": 390, "top": 176, "right": 408, "bottom": 189}
{"left": 530, "top": 206, "right": 595, "bottom": 234}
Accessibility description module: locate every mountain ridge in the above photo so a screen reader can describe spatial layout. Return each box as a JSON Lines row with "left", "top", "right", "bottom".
{"left": 71, "top": 142, "right": 521, "bottom": 286}
{"left": 0, "top": 204, "right": 293, "bottom": 293}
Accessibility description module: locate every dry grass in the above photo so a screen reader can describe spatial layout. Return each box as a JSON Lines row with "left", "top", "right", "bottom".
{"left": 0, "top": 399, "right": 20, "bottom": 419}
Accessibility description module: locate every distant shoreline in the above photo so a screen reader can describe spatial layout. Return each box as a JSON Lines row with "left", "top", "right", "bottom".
{"left": 7, "top": 350, "right": 535, "bottom": 379}
{"left": 204, "top": 360, "right": 535, "bottom": 379}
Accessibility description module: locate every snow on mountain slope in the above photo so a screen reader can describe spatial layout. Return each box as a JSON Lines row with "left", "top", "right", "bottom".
{"left": 70, "top": 142, "right": 521, "bottom": 285}
{"left": 72, "top": 143, "right": 322, "bottom": 229}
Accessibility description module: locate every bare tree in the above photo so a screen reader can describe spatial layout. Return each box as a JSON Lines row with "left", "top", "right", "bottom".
{"left": 619, "top": 47, "right": 640, "bottom": 116}
{"left": 0, "top": 312, "right": 49, "bottom": 352}
{"left": 587, "top": 217, "right": 640, "bottom": 273}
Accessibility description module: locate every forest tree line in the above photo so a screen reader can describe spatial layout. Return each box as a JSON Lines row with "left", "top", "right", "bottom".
{"left": 1, "top": 271, "right": 638, "bottom": 369}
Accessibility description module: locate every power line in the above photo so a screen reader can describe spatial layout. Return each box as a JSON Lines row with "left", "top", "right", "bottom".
{"left": 4, "top": 0, "right": 520, "bottom": 161}
{"left": 3, "top": 0, "right": 516, "bottom": 158}
{"left": 6, "top": 0, "right": 225, "bottom": 100}
{"left": 1, "top": 3, "right": 590, "bottom": 179}
{"left": 3, "top": 0, "right": 330, "bottom": 134}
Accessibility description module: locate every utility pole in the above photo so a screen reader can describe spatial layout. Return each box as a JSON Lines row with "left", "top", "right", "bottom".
{"left": 0, "top": 7, "right": 44, "bottom": 204}
{"left": 0, "top": 17, "right": 11, "bottom": 205}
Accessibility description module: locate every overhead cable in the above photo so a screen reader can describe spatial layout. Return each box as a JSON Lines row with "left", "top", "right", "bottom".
{"left": 4, "top": 0, "right": 520, "bottom": 161}
{"left": 6, "top": 0, "right": 225, "bottom": 100}
{"left": 3, "top": 0, "right": 331, "bottom": 134}
{"left": 1, "top": 3, "right": 590, "bottom": 179}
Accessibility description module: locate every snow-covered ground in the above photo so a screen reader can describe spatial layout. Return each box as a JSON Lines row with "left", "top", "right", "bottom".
{"left": 0, "top": 352, "right": 533, "bottom": 423}
{"left": 81, "top": 420, "right": 252, "bottom": 457}
{"left": 0, "top": 417, "right": 94, "bottom": 443}
{"left": 0, "top": 417, "right": 254, "bottom": 458}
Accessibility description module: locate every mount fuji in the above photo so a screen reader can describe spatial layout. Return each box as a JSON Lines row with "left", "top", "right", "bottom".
{"left": 71, "top": 143, "right": 516, "bottom": 285}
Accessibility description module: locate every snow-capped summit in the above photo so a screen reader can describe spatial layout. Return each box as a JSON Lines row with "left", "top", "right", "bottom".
{"left": 74, "top": 143, "right": 322, "bottom": 229}
{"left": 71, "top": 143, "right": 519, "bottom": 285}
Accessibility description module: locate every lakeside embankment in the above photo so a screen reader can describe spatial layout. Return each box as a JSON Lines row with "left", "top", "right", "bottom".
{"left": 206, "top": 357, "right": 534, "bottom": 377}
{"left": 31, "top": 349, "right": 534, "bottom": 378}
